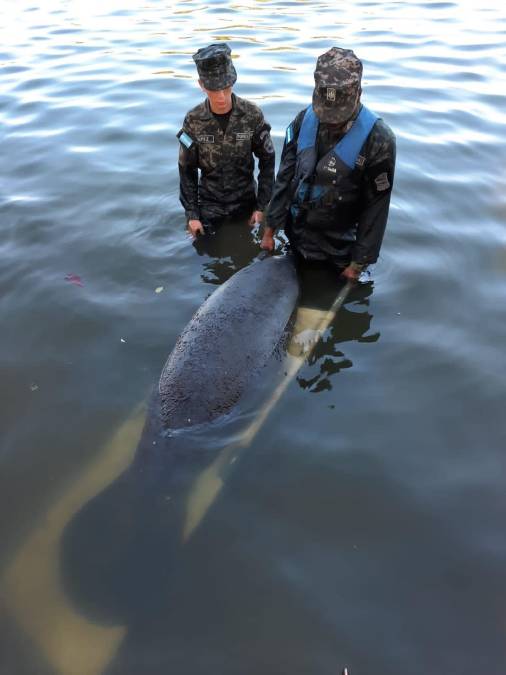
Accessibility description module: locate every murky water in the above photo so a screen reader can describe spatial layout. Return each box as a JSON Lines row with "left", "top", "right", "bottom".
{"left": 1, "top": 1, "right": 506, "bottom": 673}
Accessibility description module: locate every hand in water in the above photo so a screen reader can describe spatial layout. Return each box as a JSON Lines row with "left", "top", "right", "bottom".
{"left": 340, "top": 264, "right": 362, "bottom": 281}
{"left": 248, "top": 210, "right": 263, "bottom": 227}
{"left": 188, "top": 219, "right": 204, "bottom": 238}
{"left": 260, "top": 225, "right": 275, "bottom": 252}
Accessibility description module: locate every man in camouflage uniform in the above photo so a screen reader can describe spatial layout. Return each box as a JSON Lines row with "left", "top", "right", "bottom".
{"left": 262, "top": 47, "right": 396, "bottom": 281}
{"left": 178, "top": 43, "right": 275, "bottom": 238}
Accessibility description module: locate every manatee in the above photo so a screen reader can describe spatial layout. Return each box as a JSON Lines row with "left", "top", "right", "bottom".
{"left": 60, "top": 254, "right": 299, "bottom": 623}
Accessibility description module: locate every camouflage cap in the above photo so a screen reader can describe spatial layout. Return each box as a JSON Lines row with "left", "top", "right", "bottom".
{"left": 312, "top": 47, "right": 362, "bottom": 124}
{"left": 193, "top": 43, "right": 237, "bottom": 91}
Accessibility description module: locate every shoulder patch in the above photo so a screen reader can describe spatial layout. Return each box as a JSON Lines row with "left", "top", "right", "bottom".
{"left": 177, "top": 130, "right": 194, "bottom": 149}
{"left": 374, "top": 172, "right": 391, "bottom": 192}
{"left": 259, "top": 129, "right": 274, "bottom": 154}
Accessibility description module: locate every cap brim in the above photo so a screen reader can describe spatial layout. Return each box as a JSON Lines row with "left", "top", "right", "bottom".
{"left": 312, "top": 89, "right": 356, "bottom": 124}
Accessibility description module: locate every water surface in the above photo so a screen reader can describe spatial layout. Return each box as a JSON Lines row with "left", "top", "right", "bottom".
{"left": 1, "top": 1, "right": 506, "bottom": 674}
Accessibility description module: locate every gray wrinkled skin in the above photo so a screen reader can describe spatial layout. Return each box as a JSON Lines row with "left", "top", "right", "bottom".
{"left": 159, "top": 255, "right": 299, "bottom": 429}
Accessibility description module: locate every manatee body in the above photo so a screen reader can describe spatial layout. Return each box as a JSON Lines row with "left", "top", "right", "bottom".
{"left": 61, "top": 255, "right": 299, "bottom": 623}
{"left": 159, "top": 254, "right": 299, "bottom": 429}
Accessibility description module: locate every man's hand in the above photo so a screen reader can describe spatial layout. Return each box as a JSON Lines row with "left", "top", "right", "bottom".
{"left": 188, "top": 219, "right": 204, "bottom": 238}
{"left": 260, "top": 226, "right": 275, "bottom": 252}
{"left": 340, "top": 264, "right": 362, "bottom": 282}
{"left": 249, "top": 210, "right": 263, "bottom": 227}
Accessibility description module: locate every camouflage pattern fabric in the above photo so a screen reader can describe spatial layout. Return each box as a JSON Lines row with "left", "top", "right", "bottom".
{"left": 192, "top": 43, "right": 237, "bottom": 91}
{"left": 178, "top": 94, "right": 275, "bottom": 223}
{"left": 312, "top": 47, "right": 363, "bottom": 124}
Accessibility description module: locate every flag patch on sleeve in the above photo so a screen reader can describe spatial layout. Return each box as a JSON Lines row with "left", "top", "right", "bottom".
{"left": 177, "top": 130, "right": 194, "bottom": 149}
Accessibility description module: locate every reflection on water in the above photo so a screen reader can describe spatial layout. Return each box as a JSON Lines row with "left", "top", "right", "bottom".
{"left": 295, "top": 275, "right": 377, "bottom": 393}
{"left": 192, "top": 218, "right": 263, "bottom": 284}
{"left": 2, "top": 0, "right": 506, "bottom": 673}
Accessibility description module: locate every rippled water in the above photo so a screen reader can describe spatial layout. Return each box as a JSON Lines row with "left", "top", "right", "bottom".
{"left": 1, "top": 1, "right": 506, "bottom": 673}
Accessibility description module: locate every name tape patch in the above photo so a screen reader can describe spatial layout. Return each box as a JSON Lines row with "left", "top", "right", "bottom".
{"left": 236, "top": 131, "right": 252, "bottom": 141}
{"left": 197, "top": 134, "right": 215, "bottom": 143}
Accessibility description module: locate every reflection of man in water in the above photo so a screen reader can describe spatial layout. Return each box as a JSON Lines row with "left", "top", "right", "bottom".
{"left": 262, "top": 47, "right": 396, "bottom": 283}
{"left": 194, "top": 221, "right": 267, "bottom": 285}
{"left": 290, "top": 263, "right": 379, "bottom": 393}
{"left": 177, "top": 43, "right": 275, "bottom": 242}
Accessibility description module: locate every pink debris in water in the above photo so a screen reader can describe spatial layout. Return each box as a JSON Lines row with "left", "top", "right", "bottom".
{"left": 65, "top": 273, "right": 84, "bottom": 287}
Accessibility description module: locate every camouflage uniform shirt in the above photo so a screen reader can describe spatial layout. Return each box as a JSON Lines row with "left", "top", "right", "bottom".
{"left": 178, "top": 94, "right": 275, "bottom": 223}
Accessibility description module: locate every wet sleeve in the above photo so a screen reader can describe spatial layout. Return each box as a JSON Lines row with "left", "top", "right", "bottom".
{"left": 251, "top": 116, "right": 276, "bottom": 211}
{"left": 351, "top": 124, "right": 396, "bottom": 265}
{"left": 177, "top": 119, "right": 200, "bottom": 222}
{"left": 264, "top": 112, "right": 303, "bottom": 233}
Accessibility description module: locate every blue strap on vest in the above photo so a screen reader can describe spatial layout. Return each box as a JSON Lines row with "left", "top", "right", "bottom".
{"left": 297, "top": 106, "right": 319, "bottom": 153}
{"left": 297, "top": 104, "right": 378, "bottom": 169}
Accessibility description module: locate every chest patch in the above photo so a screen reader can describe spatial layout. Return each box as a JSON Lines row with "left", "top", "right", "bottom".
{"left": 356, "top": 155, "right": 366, "bottom": 168}
{"left": 325, "top": 155, "right": 337, "bottom": 174}
{"left": 236, "top": 131, "right": 252, "bottom": 141}
{"left": 198, "top": 134, "right": 215, "bottom": 143}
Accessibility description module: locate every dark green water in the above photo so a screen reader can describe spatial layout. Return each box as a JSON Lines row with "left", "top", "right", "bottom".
{"left": 1, "top": 1, "right": 506, "bottom": 673}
